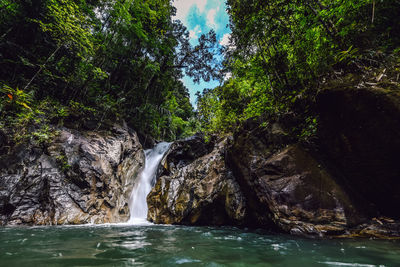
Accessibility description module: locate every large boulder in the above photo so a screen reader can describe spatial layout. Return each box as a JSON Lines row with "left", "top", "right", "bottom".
{"left": 316, "top": 86, "right": 400, "bottom": 218}
{"left": 0, "top": 125, "right": 144, "bottom": 225}
{"left": 147, "top": 137, "right": 246, "bottom": 226}
{"left": 227, "top": 121, "right": 363, "bottom": 236}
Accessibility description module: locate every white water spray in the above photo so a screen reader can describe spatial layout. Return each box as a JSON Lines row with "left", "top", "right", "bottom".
{"left": 128, "top": 142, "right": 170, "bottom": 224}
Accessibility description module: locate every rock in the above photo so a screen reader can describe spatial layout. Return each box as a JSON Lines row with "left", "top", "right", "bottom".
{"left": 0, "top": 129, "right": 8, "bottom": 155}
{"left": 228, "top": 120, "right": 364, "bottom": 236}
{"left": 137, "top": 131, "right": 157, "bottom": 149}
{"left": 229, "top": 134, "right": 361, "bottom": 236}
{"left": 159, "top": 133, "right": 215, "bottom": 175}
{"left": 146, "top": 112, "right": 400, "bottom": 238}
{"left": 147, "top": 123, "right": 362, "bottom": 236}
{"left": 316, "top": 86, "right": 400, "bottom": 218}
{"left": 336, "top": 216, "right": 400, "bottom": 239}
{"left": 147, "top": 138, "right": 246, "bottom": 226}
{"left": 0, "top": 125, "right": 144, "bottom": 225}
{"left": 147, "top": 117, "right": 400, "bottom": 238}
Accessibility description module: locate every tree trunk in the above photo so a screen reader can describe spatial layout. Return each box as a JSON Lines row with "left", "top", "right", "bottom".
{"left": 372, "top": 0, "right": 375, "bottom": 24}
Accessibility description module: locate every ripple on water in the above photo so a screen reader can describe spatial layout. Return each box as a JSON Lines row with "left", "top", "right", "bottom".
{"left": 175, "top": 258, "right": 201, "bottom": 264}
{"left": 319, "top": 262, "right": 386, "bottom": 267}
{"left": 0, "top": 225, "right": 399, "bottom": 266}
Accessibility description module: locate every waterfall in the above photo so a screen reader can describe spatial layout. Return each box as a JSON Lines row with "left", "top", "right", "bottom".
{"left": 128, "top": 142, "right": 171, "bottom": 224}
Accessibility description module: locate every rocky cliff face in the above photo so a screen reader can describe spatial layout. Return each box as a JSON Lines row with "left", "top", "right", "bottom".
{"left": 147, "top": 135, "right": 246, "bottom": 226}
{"left": 0, "top": 125, "right": 144, "bottom": 225}
{"left": 147, "top": 86, "right": 400, "bottom": 238}
{"left": 147, "top": 123, "right": 362, "bottom": 237}
{"left": 228, "top": 122, "right": 362, "bottom": 237}
{"left": 317, "top": 86, "right": 400, "bottom": 218}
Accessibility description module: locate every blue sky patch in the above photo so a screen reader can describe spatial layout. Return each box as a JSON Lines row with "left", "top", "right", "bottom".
{"left": 173, "top": 0, "right": 231, "bottom": 107}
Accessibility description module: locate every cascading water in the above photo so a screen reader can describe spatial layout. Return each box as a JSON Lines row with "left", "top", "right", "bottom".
{"left": 128, "top": 142, "right": 171, "bottom": 224}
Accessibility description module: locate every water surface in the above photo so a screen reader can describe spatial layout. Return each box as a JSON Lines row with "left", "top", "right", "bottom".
{"left": 0, "top": 224, "right": 399, "bottom": 266}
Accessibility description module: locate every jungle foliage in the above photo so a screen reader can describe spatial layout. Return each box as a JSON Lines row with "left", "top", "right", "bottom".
{"left": 0, "top": 0, "right": 219, "bottom": 143}
{"left": 196, "top": 0, "right": 400, "bottom": 138}
{"left": 2, "top": 0, "right": 399, "bottom": 144}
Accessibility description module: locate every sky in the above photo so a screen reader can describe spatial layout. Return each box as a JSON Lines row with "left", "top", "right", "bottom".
{"left": 172, "top": 0, "right": 231, "bottom": 107}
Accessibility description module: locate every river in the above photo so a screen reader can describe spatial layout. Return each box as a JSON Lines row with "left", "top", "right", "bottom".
{"left": 1, "top": 224, "right": 399, "bottom": 266}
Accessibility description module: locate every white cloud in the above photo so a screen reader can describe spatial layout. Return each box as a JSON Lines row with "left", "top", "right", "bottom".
{"left": 196, "top": 0, "right": 207, "bottom": 13}
{"left": 189, "top": 30, "right": 196, "bottom": 39}
{"left": 206, "top": 7, "right": 219, "bottom": 28}
{"left": 173, "top": 0, "right": 208, "bottom": 22}
{"left": 219, "top": 33, "right": 231, "bottom": 46}
{"left": 189, "top": 25, "right": 202, "bottom": 39}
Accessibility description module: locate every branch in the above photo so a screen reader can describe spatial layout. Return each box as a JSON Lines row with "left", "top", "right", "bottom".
{"left": 171, "top": 65, "right": 188, "bottom": 69}
{"left": 23, "top": 45, "right": 62, "bottom": 91}
{"left": 372, "top": 0, "right": 375, "bottom": 25}
{"left": 0, "top": 27, "right": 13, "bottom": 40}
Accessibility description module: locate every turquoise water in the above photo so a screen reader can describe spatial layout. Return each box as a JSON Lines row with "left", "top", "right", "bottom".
{"left": 0, "top": 224, "right": 399, "bottom": 266}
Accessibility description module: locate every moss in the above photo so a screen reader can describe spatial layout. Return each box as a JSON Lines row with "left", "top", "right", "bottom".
{"left": 55, "top": 153, "right": 71, "bottom": 172}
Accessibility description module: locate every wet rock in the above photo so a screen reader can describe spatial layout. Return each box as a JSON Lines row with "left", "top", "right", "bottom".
{"left": 0, "top": 125, "right": 144, "bottom": 225}
{"left": 353, "top": 217, "right": 400, "bottom": 239}
{"left": 330, "top": 217, "right": 400, "bottom": 239}
{"left": 137, "top": 131, "right": 157, "bottom": 149}
{"left": 229, "top": 132, "right": 362, "bottom": 237}
{"left": 316, "top": 86, "right": 400, "bottom": 218}
{"left": 159, "top": 133, "right": 215, "bottom": 175}
{"left": 147, "top": 124, "right": 362, "bottom": 236}
{"left": 0, "top": 129, "right": 8, "bottom": 155}
{"left": 147, "top": 138, "right": 246, "bottom": 226}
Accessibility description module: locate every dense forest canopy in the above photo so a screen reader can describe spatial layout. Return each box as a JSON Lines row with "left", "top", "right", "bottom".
{"left": 1, "top": 0, "right": 400, "bottom": 145}
{"left": 0, "top": 0, "right": 221, "bottom": 143}
{"left": 197, "top": 0, "right": 400, "bottom": 139}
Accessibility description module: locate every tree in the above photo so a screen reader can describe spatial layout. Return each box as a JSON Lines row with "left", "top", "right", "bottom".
{"left": 0, "top": 0, "right": 222, "bottom": 142}
{"left": 196, "top": 0, "right": 400, "bottom": 136}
